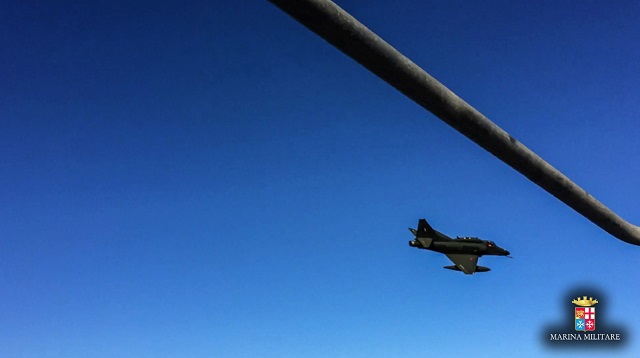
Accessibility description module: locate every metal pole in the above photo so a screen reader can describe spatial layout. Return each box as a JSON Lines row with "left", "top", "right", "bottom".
{"left": 268, "top": 0, "right": 640, "bottom": 246}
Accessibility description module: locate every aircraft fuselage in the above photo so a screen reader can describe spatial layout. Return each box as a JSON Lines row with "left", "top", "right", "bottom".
{"left": 409, "top": 237, "right": 510, "bottom": 256}
{"left": 408, "top": 219, "right": 511, "bottom": 274}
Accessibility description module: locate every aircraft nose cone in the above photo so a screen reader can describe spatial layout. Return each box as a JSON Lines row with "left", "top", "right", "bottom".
{"left": 505, "top": 250, "right": 510, "bottom": 256}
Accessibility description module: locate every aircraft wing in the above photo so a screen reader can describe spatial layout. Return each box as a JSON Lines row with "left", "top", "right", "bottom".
{"left": 445, "top": 254, "right": 478, "bottom": 275}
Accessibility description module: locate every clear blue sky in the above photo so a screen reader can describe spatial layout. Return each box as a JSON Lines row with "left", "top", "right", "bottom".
{"left": 2, "top": 1, "right": 639, "bottom": 357}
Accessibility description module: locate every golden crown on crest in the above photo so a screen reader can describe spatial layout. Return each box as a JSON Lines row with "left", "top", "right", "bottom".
{"left": 572, "top": 296, "right": 598, "bottom": 307}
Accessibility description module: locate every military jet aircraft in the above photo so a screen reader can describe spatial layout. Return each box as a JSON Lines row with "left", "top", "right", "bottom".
{"left": 408, "top": 219, "right": 511, "bottom": 274}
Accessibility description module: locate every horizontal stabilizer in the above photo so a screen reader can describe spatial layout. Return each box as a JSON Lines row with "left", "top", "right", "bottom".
{"left": 416, "top": 237, "right": 432, "bottom": 248}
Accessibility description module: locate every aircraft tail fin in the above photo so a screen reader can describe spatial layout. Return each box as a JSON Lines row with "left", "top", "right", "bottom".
{"left": 416, "top": 219, "right": 437, "bottom": 238}
{"left": 408, "top": 219, "right": 439, "bottom": 249}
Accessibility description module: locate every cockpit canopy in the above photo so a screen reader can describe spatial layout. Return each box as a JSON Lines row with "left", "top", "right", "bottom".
{"left": 487, "top": 241, "right": 496, "bottom": 247}
{"left": 456, "top": 236, "right": 480, "bottom": 241}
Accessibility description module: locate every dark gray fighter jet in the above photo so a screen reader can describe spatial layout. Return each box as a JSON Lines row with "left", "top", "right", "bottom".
{"left": 408, "top": 219, "right": 511, "bottom": 274}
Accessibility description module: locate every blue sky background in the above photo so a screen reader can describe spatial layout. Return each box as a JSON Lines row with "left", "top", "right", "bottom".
{"left": 2, "top": 0, "right": 639, "bottom": 357}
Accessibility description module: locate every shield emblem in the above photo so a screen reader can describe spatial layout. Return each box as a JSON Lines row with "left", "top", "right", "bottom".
{"left": 575, "top": 307, "right": 595, "bottom": 331}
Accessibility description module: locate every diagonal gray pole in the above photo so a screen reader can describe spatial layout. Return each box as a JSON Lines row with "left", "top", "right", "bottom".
{"left": 269, "top": 0, "right": 640, "bottom": 246}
